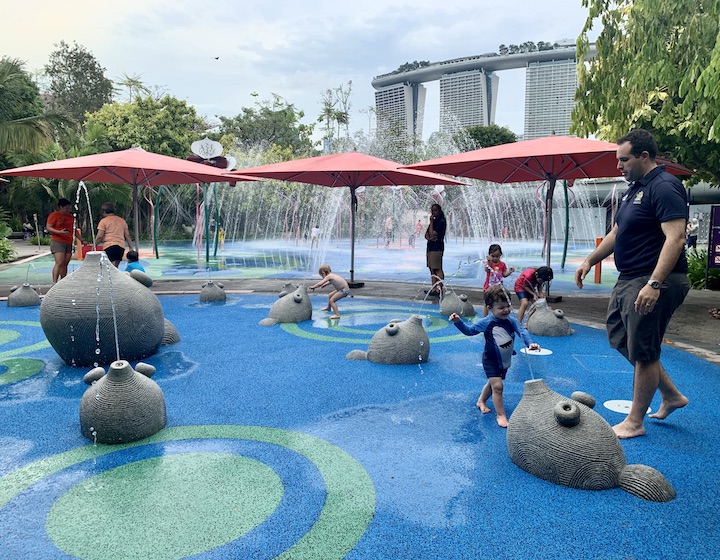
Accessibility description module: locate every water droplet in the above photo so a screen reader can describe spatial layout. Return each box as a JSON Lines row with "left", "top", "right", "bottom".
{"left": 95, "top": 348, "right": 101, "bottom": 355}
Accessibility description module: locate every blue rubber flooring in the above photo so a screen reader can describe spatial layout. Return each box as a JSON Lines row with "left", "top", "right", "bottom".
{"left": 1, "top": 294, "right": 718, "bottom": 559}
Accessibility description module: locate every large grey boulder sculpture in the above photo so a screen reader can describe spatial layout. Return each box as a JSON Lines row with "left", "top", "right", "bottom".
{"left": 8, "top": 283, "right": 41, "bottom": 307}
{"left": 346, "top": 315, "right": 430, "bottom": 364}
{"left": 439, "top": 292, "right": 463, "bottom": 316}
{"left": 259, "top": 285, "right": 312, "bottom": 326}
{"left": 507, "top": 379, "right": 675, "bottom": 502}
{"left": 80, "top": 359, "right": 166, "bottom": 444}
{"left": 199, "top": 280, "right": 226, "bottom": 302}
{"left": 40, "top": 251, "right": 165, "bottom": 367}
{"left": 526, "top": 298, "right": 575, "bottom": 337}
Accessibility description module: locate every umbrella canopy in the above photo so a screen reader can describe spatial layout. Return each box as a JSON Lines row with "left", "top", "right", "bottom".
{"left": 0, "top": 147, "right": 258, "bottom": 250}
{"left": 229, "top": 152, "right": 464, "bottom": 285}
{"left": 405, "top": 135, "right": 693, "bottom": 267}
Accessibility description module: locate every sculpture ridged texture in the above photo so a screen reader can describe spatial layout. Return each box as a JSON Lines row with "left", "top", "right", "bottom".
{"left": 199, "top": 281, "right": 226, "bottom": 302}
{"left": 162, "top": 319, "right": 181, "bottom": 345}
{"left": 8, "top": 284, "right": 41, "bottom": 307}
{"left": 526, "top": 299, "right": 575, "bottom": 336}
{"left": 358, "top": 315, "right": 430, "bottom": 364}
{"left": 507, "top": 379, "right": 675, "bottom": 502}
{"left": 259, "top": 285, "right": 312, "bottom": 325}
{"left": 40, "top": 252, "right": 165, "bottom": 366}
{"left": 80, "top": 360, "right": 166, "bottom": 444}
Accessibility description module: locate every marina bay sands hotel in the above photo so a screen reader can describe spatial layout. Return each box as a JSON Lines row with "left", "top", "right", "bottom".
{"left": 371, "top": 44, "right": 594, "bottom": 140}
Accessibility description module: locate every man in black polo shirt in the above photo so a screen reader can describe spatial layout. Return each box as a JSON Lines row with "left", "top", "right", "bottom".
{"left": 575, "top": 129, "right": 689, "bottom": 439}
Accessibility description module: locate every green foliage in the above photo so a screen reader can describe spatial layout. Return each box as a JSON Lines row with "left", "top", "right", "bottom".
{"left": 394, "top": 61, "right": 430, "bottom": 74}
{"left": 44, "top": 41, "right": 114, "bottom": 125}
{"left": 86, "top": 95, "right": 205, "bottom": 157}
{"left": 28, "top": 235, "right": 51, "bottom": 245}
{"left": 453, "top": 124, "right": 517, "bottom": 152}
{"left": 218, "top": 94, "right": 316, "bottom": 157}
{"left": 0, "top": 57, "right": 76, "bottom": 156}
{"left": 687, "top": 248, "right": 720, "bottom": 290}
{"left": 0, "top": 238, "right": 15, "bottom": 263}
{"left": 572, "top": 0, "right": 720, "bottom": 186}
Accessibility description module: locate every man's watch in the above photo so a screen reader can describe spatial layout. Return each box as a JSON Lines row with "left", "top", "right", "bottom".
{"left": 647, "top": 279, "right": 661, "bottom": 289}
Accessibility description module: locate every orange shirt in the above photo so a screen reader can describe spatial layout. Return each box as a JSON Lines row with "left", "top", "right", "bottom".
{"left": 47, "top": 211, "right": 75, "bottom": 245}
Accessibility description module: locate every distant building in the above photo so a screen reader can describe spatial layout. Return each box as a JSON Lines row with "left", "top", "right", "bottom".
{"left": 372, "top": 45, "right": 594, "bottom": 139}
{"left": 524, "top": 58, "right": 577, "bottom": 139}
{"left": 374, "top": 83, "right": 426, "bottom": 138}
{"left": 439, "top": 70, "right": 499, "bottom": 134}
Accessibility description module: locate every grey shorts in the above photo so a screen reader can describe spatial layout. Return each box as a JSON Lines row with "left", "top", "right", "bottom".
{"left": 606, "top": 272, "right": 689, "bottom": 364}
{"left": 426, "top": 250, "right": 443, "bottom": 270}
{"left": 50, "top": 240, "right": 74, "bottom": 254}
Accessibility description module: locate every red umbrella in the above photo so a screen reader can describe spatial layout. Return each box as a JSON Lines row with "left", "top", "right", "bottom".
{"left": 404, "top": 135, "right": 693, "bottom": 267}
{"left": 229, "top": 152, "right": 464, "bottom": 286}
{"left": 0, "top": 147, "right": 258, "bottom": 250}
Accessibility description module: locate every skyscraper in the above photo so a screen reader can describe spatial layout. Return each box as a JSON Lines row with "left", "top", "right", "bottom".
{"left": 439, "top": 70, "right": 499, "bottom": 134}
{"left": 374, "top": 83, "right": 426, "bottom": 139}
{"left": 523, "top": 58, "right": 578, "bottom": 139}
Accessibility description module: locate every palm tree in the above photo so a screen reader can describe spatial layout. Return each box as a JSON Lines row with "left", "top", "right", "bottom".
{"left": 0, "top": 57, "right": 76, "bottom": 155}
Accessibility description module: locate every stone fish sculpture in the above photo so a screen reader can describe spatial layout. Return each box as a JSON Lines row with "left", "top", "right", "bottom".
{"left": 346, "top": 315, "right": 430, "bottom": 364}
{"left": 526, "top": 298, "right": 575, "bottom": 337}
{"left": 259, "top": 285, "right": 312, "bottom": 326}
{"left": 40, "top": 251, "right": 165, "bottom": 367}
{"left": 79, "top": 359, "right": 166, "bottom": 444}
{"left": 507, "top": 379, "right": 675, "bottom": 502}
{"left": 439, "top": 292, "right": 463, "bottom": 317}
{"left": 458, "top": 294, "right": 476, "bottom": 317}
{"left": 8, "top": 283, "right": 41, "bottom": 307}
{"left": 199, "top": 280, "right": 226, "bottom": 302}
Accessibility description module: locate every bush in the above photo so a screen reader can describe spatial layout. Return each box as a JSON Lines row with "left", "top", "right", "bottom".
{"left": 28, "top": 236, "right": 51, "bottom": 245}
{"left": 687, "top": 248, "right": 720, "bottom": 290}
{"left": 0, "top": 238, "right": 16, "bottom": 263}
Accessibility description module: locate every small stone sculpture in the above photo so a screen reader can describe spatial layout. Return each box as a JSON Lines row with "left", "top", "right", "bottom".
{"left": 259, "top": 285, "right": 312, "bottom": 326}
{"left": 129, "top": 269, "right": 153, "bottom": 287}
{"left": 507, "top": 378, "right": 675, "bottom": 502}
{"left": 458, "top": 294, "right": 476, "bottom": 317}
{"left": 8, "top": 283, "right": 41, "bottom": 307}
{"left": 79, "top": 359, "right": 166, "bottom": 444}
{"left": 278, "top": 282, "right": 298, "bottom": 298}
{"left": 439, "top": 292, "right": 463, "bottom": 317}
{"left": 199, "top": 280, "right": 226, "bottom": 302}
{"left": 162, "top": 319, "right": 181, "bottom": 345}
{"left": 526, "top": 298, "right": 575, "bottom": 337}
{"left": 40, "top": 252, "right": 165, "bottom": 367}
{"left": 346, "top": 315, "right": 430, "bottom": 364}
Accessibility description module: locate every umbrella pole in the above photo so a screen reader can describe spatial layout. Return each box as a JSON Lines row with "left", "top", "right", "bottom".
{"left": 132, "top": 185, "right": 140, "bottom": 252}
{"left": 545, "top": 178, "right": 562, "bottom": 303}
{"left": 348, "top": 185, "right": 364, "bottom": 288}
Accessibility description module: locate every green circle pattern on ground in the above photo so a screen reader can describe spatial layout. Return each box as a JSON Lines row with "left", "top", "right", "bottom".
{"left": 0, "top": 357, "right": 46, "bottom": 385}
{"left": 47, "top": 453, "right": 283, "bottom": 560}
{"left": 0, "top": 425, "right": 375, "bottom": 560}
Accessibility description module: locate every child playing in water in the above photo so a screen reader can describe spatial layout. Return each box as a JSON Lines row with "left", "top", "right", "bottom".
{"left": 124, "top": 250, "right": 145, "bottom": 273}
{"left": 449, "top": 285, "right": 540, "bottom": 428}
{"left": 514, "top": 266, "right": 554, "bottom": 324}
{"left": 309, "top": 264, "right": 350, "bottom": 319}
{"left": 482, "top": 243, "right": 515, "bottom": 317}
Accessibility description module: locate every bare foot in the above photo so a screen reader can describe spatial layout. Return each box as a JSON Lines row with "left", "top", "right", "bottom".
{"left": 496, "top": 415, "right": 508, "bottom": 428}
{"left": 476, "top": 399, "right": 491, "bottom": 413}
{"left": 329, "top": 314, "right": 340, "bottom": 319}
{"left": 320, "top": 307, "right": 330, "bottom": 312}
{"left": 612, "top": 419, "right": 645, "bottom": 439}
{"left": 649, "top": 395, "right": 689, "bottom": 420}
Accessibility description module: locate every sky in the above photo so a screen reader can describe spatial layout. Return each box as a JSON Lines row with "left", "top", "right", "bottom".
{"left": 3, "top": 0, "right": 596, "bottom": 142}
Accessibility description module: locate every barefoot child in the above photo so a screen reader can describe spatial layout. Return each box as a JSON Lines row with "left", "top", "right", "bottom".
{"left": 449, "top": 285, "right": 540, "bottom": 428}
{"left": 309, "top": 264, "right": 350, "bottom": 319}
{"left": 482, "top": 243, "right": 515, "bottom": 317}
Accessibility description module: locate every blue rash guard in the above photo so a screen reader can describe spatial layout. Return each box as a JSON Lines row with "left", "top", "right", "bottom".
{"left": 454, "top": 314, "right": 534, "bottom": 377}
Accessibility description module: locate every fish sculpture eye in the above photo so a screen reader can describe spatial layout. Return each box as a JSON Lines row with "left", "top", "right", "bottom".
{"left": 553, "top": 309, "right": 565, "bottom": 318}
{"left": 293, "top": 293, "right": 303, "bottom": 303}
{"left": 385, "top": 323, "right": 400, "bottom": 336}
{"left": 554, "top": 401, "right": 581, "bottom": 427}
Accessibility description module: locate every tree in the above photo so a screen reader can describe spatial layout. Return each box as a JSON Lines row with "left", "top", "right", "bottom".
{"left": 218, "top": 94, "right": 316, "bottom": 156}
{"left": 572, "top": 0, "right": 720, "bottom": 185}
{"left": 452, "top": 124, "right": 517, "bottom": 152}
{"left": 115, "top": 72, "right": 151, "bottom": 102}
{"left": 0, "top": 57, "right": 75, "bottom": 156}
{"left": 86, "top": 95, "right": 205, "bottom": 157}
{"left": 44, "top": 41, "right": 114, "bottom": 125}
